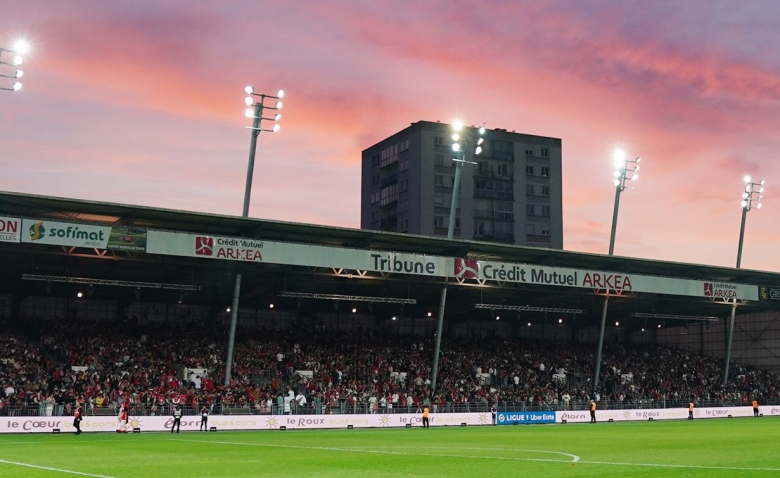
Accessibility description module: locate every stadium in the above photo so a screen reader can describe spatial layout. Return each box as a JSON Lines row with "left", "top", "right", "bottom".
{"left": 1, "top": 190, "right": 780, "bottom": 477}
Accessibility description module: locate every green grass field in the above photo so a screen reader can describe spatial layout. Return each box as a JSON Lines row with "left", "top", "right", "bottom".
{"left": 1, "top": 418, "right": 778, "bottom": 477}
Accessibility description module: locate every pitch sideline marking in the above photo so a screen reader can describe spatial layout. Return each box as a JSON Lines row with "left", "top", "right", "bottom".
{"left": 578, "top": 459, "right": 780, "bottom": 473}
{"left": 175, "top": 439, "right": 580, "bottom": 464}
{"left": 0, "top": 458, "right": 117, "bottom": 478}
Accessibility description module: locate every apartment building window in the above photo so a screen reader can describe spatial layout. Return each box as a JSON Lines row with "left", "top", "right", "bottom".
{"left": 399, "top": 160, "right": 409, "bottom": 172}
{"left": 525, "top": 148, "right": 534, "bottom": 156}
{"left": 399, "top": 179, "right": 408, "bottom": 192}
{"left": 434, "top": 154, "right": 444, "bottom": 166}
{"left": 526, "top": 204, "right": 535, "bottom": 216}
{"left": 541, "top": 167, "right": 550, "bottom": 177}
{"left": 399, "top": 220, "right": 409, "bottom": 232}
{"left": 541, "top": 227, "right": 550, "bottom": 236}
{"left": 372, "top": 155, "right": 380, "bottom": 167}
{"left": 541, "top": 205, "right": 551, "bottom": 217}
{"left": 371, "top": 192, "right": 380, "bottom": 204}
{"left": 542, "top": 186, "right": 550, "bottom": 197}
{"left": 434, "top": 195, "right": 443, "bottom": 206}
{"left": 434, "top": 136, "right": 443, "bottom": 145}
{"left": 526, "top": 184, "right": 535, "bottom": 196}
{"left": 371, "top": 173, "right": 379, "bottom": 186}
{"left": 497, "top": 163, "right": 509, "bottom": 177}
{"left": 434, "top": 216, "right": 445, "bottom": 227}
{"left": 525, "top": 166, "right": 534, "bottom": 176}
{"left": 434, "top": 174, "right": 444, "bottom": 186}
{"left": 540, "top": 147, "right": 549, "bottom": 158}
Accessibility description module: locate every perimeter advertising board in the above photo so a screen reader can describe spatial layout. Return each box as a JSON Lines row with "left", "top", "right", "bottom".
{"left": 0, "top": 412, "right": 491, "bottom": 433}
{"left": 20, "top": 219, "right": 147, "bottom": 251}
{"left": 760, "top": 286, "right": 780, "bottom": 301}
{"left": 146, "top": 230, "right": 759, "bottom": 301}
{"left": 2, "top": 406, "right": 777, "bottom": 433}
{"left": 0, "top": 216, "right": 21, "bottom": 243}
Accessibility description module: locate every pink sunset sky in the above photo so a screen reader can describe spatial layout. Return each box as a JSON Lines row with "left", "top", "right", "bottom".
{"left": 1, "top": 1, "right": 779, "bottom": 272}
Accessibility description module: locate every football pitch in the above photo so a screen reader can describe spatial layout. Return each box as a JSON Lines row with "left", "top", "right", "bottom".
{"left": 0, "top": 418, "right": 778, "bottom": 477}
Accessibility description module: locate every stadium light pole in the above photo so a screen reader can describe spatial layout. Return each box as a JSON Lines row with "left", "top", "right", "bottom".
{"left": 431, "top": 121, "right": 485, "bottom": 393}
{"left": 224, "top": 87, "right": 284, "bottom": 386}
{"left": 593, "top": 150, "right": 640, "bottom": 392}
{"left": 723, "top": 176, "right": 764, "bottom": 386}
{"left": 0, "top": 41, "right": 28, "bottom": 92}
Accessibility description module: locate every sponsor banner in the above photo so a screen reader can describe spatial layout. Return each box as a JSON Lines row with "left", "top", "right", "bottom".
{"left": 142, "top": 230, "right": 758, "bottom": 301}
{"left": 455, "top": 260, "right": 759, "bottom": 301}
{"left": 0, "top": 412, "right": 491, "bottom": 434}
{"left": 20, "top": 219, "right": 147, "bottom": 251}
{"left": 0, "top": 216, "right": 21, "bottom": 243}
{"left": 760, "top": 286, "right": 780, "bottom": 301}
{"left": 557, "top": 406, "right": 777, "bottom": 423}
{"left": 496, "top": 411, "right": 555, "bottom": 425}
{"left": 106, "top": 226, "right": 147, "bottom": 251}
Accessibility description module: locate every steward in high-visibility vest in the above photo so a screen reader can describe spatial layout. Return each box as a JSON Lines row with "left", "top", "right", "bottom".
{"left": 752, "top": 399, "right": 759, "bottom": 418}
{"left": 589, "top": 400, "right": 596, "bottom": 423}
{"left": 422, "top": 407, "right": 430, "bottom": 428}
{"left": 688, "top": 401, "right": 694, "bottom": 420}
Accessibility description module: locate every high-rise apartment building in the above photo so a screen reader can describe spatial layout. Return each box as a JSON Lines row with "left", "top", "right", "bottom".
{"left": 361, "top": 121, "right": 563, "bottom": 248}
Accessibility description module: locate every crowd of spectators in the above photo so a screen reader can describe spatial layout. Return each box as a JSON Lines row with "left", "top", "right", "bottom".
{"left": 1, "top": 314, "right": 779, "bottom": 418}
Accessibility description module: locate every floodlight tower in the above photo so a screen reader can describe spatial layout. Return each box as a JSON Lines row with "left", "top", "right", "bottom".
{"left": 224, "top": 87, "right": 284, "bottom": 386}
{"left": 0, "top": 41, "right": 29, "bottom": 92}
{"left": 723, "top": 176, "right": 764, "bottom": 386}
{"left": 430, "top": 121, "right": 486, "bottom": 392}
{"left": 593, "top": 150, "right": 640, "bottom": 391}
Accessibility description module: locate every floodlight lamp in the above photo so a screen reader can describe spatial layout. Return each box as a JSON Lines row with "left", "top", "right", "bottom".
{"left": 634, "top": 165, "right": 639, "bottom": 172}
{"left": 452, "top": 143, "right": 461, "bottom": 152}
{"left": 613, "top": 179, "right": 621, "bottom": 187}
{"left": 759, "top": 187, "right": 764, "bottom": 193}
{"left": 635, "top": 157, "right": 641, "bottom": 163}
{"left": 15, "top": 70, "right": 23, "bottom": 78}
{"left": 452, "top": 120, "right": 463, "bottom": 131}
{"left": 760, "top": 179, "right": 765, "bottom": 185}
{"left": 495, "top": 316, "right": 500, "bottom": 321}
{"left": 614, "top": 171, "right": 621, "bottom": 178}
{"left": 226, "top": 307, "right": 231, "bottom": 312}
{"left": 272, "top": 124, "right": 281, "bottom": 132}
{"left": 658, "top": 324, "right": 661, "bottom": 328}
{"left": 352, "top": 308, "right": 357, "bottom": 313}
{"left": 477, "top": 138, "right": 484, "bottom": 145}
{"left": 13, "top": 41, "right": 29, "bottom": 54}
{"left": 746, "top": 185, "right": 752, "bottom": 192}
{"left": 275, "top": 101, "right": 282, "bottom": 109}
{"left": 613, "top": 149, "right": 626, "bottom": 162}
{"left": 757, "top": 202, "right": 763, "bottom": 209}
{"left": 12, "top": 82, "right": 21, "bottom": 91}
{"left": 245, "top": 86, "right": 254, "bottom": 94}
{"left": 77, "top": 292, "right": 83, "bottom": 298}
{"left": 478, "top": 126, "right": 486, "bottom": 135}
{"left": 744, "top": 175, "right": 751, "bottom": 183}
{"left": 558, "top": 318, "right": 563, "bottom": 324}
{"left": 741, "top": 200, "right": 748, "bottom": 207}
{"left": 452, "top": 133, "right": 460, "bottom": 141}
{"left": 276, "top": 89, "right": 284, "bottom": 98}
{"left": 244, "top": 97, "right": 253, "bottom": 106}
{"left": 475, "top": 146, "right": 483, "bottom": 155}
{"left": 632, "top": 173, "right": 638, "bottom": 181}
{"left": 245, "top": 108, "right": 254, "bottom": 117}
{"left": 527, "top": 322, "right": 531, "bottom": 326}
{"left": 392, "top": 316, "right": 397, "bottom": 321}
{"left": 615, "top": 321, "right": 619, "bottom": 326}
{"left": 269, "top": 303, "right": 274, "bottom": 309}
{"left": 12, "top": 55, "right": 23, "bottom": 65}
{"left": 742, "top": 193, "right": 749, "bottom": 199}
{"left": 274, "top": 113, "right": 281, "bottom": 121}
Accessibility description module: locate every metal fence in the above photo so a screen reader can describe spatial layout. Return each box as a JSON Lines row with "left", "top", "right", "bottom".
{"left": 3, "top": 397, "right": 777, "bottom": 418}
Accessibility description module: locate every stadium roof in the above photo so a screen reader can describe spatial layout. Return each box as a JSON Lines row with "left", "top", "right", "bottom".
{"left": 1, "top": 190, "right": 778, "bottom": 329}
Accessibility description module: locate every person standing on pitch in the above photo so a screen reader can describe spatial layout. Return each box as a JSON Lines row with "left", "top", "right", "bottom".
{"left": 422, "top": 406, "right": 430, "bottom": 428}
{"left": 688, "top": 400, "right": 694, "bottom": 420}
{"left": 171, "top": 405, "right": 183, "bottom": 433}
{"left": 117, "top": 406, "right": 129, "bottom": 433}
{"left": 752, "top": 399, "right": 759, "bottom": 418}
{"left": 73, "top": 405, "right": 83, "bottom": 435}
{"left": 491, "top": 406, "right": 497, "bottom": 425}
{"left": 590, "top": 400, "right": 597, "bottom": 423}
{"left": 200, "top": 406, "right": 209, "bottom": 431}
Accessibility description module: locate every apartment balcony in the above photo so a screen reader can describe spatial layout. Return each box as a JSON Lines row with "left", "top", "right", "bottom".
{"left": 474, "top": 189, "right": 514, "bottom": 200}
{"left": 380, "top": 174, "right": 398, "bottom": 188}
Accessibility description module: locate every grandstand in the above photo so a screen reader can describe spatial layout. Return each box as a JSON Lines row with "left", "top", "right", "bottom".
{"left": 1, "top": 190, "right": 780, "bottom": 427}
